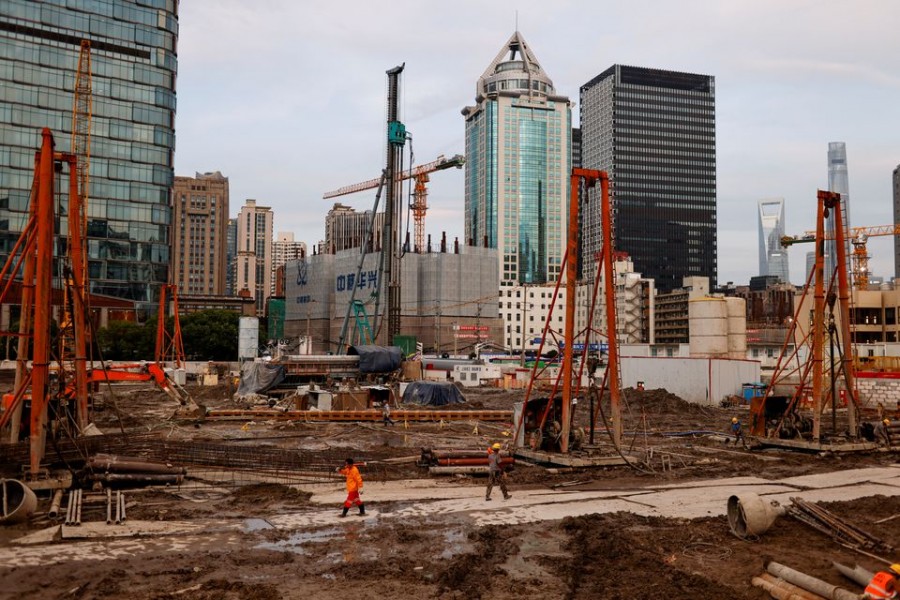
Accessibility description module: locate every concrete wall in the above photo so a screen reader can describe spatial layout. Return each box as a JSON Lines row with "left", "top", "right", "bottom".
{"left": 857, "top": 375, "right": 900, "bottom": 409}
{"left": 619, "top": 356, "right": 761, "bottom": 406}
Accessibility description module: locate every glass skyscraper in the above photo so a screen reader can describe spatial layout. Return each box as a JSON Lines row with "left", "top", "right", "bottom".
{"left": 580, "top": 65, "right": 717, "bottom": 293}
{"left": 827, "top": 142, "right": 851, "bottom": 283}
{"left": 758, "top": 198, "right": 789, "bottom": 282}
{"left": 0, "top": 0, "right": 178, "bottom": 309}
{"left": 462, "top": 31, "right": 571, "bottom": 285}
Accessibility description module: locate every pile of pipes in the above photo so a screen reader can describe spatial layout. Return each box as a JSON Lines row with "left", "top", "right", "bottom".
{"left": 418, "top": 447, "right": 514, "bottom": 476}
{"left": 787, "top": 496, "right": 893, "bottom": 555}
{"left": 86, "top": 453, "right": 186, "bottom": 486}
{"left": 753, "top": 561, "right": 860, "bottom": 600}
{"left": 63, "top": 488, "right": 127, "bottom": 525}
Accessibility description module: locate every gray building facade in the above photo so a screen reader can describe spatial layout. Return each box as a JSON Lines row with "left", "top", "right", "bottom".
{"left": 580, "top": 65, "right": 717, "bottom": 293}
{"left": 284, "top": 247, "right": 501, "bottom": 353}
{"left": 0, "top": 0, "right": 178, "bottom": 309}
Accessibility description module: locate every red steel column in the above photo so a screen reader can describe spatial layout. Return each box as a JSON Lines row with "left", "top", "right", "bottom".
{"left": 30, "top": 128, "right": 55, "bottom": 474}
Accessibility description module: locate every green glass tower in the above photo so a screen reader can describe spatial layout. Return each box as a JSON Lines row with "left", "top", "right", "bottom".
{"left": 0, "top": 0, "right": 178, "bottom": 309}
{"left": 462, "top": 31, "right": 571, "bottom": 286}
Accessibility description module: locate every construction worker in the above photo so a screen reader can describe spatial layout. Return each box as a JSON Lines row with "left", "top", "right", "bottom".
{"left": 485, "top": 442, "right": 511, "bottom": 501}
{"left": 337, "top": 457, "right": 365, "bottom": 517}
{"left": 381, "top": 401, "right": 395, "bottom": 426}
{"left": 731, "top": 417, "right": 747, "bottom": 449}
{"left": 863, "top": 564, "right": 900, "bottom": 599}
{"left": 874, "top": 418, "right": 893, "bottom": 449}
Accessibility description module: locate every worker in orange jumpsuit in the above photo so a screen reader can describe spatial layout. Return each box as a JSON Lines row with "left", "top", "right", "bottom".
{"left": 337, "top": 457, "right": 365, "bottom": 517}
{"left": 864, "top": 564, "right": 900, "bottom": 599}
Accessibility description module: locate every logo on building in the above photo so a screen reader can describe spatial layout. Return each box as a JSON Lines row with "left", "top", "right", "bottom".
{"left": 296, "top": 259, "right": 308, "bottom": 286}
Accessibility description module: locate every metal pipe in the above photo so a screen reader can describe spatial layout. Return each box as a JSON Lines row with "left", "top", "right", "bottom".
{"left": 752, "top": 575, "right": 828, "bottom": 600}
{"left": 48, "top": 489, "right": 63, "bottom": 518}
{"left": 74, "top": 489, "right": 82, "bottom": 526}
{"left": 832, "top": 562, "right": 872, "bottom": 588}
{"left": 1, "top": 480, "right": 7, "bottom": 518}
{"left": 106, "top": 488, "right": 112, "bottom": 524}
{"left": 115, "top": 491, "right": 121, "bottom": 524}
{"left": 767, "top": 561, "right": 858, "bottom": 600}
{"left": 88, "top": 455, "right": 186, "bottom": 475}
{"left": 120, "top": 492, "right": 126, "bottom": 522}
{"left": 65, "top": 490, "right": 74, "bottom": 525}
{"left": 90, "top": 473, "right": 184, "bottom": 485}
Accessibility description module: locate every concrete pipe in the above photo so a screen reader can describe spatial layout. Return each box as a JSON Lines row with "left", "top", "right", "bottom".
{"left": 0, "top": 479, "right": 38, "bottom": 525}
{"left": 727, "top": 493, "right": 786, "bottom": 539}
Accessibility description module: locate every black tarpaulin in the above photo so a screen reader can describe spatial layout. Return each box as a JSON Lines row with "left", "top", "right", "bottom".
{"left": 402, "top": 381, "right": 466, "bottom": 406}
{"left": 348, "top": 345, "right": 403, "bottom": 373}
{"left": 236, "top": 361, "right": 286, "bottom": 396}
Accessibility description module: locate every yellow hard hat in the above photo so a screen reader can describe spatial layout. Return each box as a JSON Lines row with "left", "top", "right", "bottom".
{"left": 492, "top": 443, "right": 502, "bottom": 450}
{"left": 732, "top": 417, "right": 739, "bottom": 424}
{"left": 890, "top": 563, "right": 900, "bottom": 576}
{"left": 885, "top": 419, "right": 892, "bottom": 426}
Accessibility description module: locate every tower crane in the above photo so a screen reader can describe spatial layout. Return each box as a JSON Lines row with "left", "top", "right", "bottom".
{"left": 782, "top": 223, "right": 900, "bottom": 290}
{"left": 323, "top": 153, "right": 465, "bottom": 253}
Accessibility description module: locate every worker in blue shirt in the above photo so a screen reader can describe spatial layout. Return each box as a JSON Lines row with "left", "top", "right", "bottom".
{"left": 731, "top": 417, "right": 748, "bottom": 449}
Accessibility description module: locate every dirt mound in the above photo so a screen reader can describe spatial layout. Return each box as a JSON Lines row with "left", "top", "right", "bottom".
{"left": 154, "top": 579, "right": 281, "bottom": 600}
{"left": 228, "top": 483, "right": 312, "bottom": 507}
{"left": 623, "top": 388, "right": 714, "bottom": 416}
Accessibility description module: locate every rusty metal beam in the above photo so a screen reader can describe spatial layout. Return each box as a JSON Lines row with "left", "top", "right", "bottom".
{"left": 204, "top": 409, "right": 512, "bottom": 422}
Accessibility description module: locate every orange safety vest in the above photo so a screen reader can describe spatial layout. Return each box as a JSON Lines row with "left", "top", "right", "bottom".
{"left": 340, "top": 465, "right": 363, "bottom": 493}
{"left": 865, "top": 571, "right": 898, "bottom": 599}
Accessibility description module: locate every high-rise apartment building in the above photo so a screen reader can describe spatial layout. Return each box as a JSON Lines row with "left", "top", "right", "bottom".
{"left": 0, "top": 1, "right": 178, "bottom": 308}
{"left": 827, "top": 142, "right": 851, "bottom": 282}
{"left": 758, "top": 199, "right": 789, "bottom": 283}
{"left": 271, "top": 232, "right": 306, "bottom": 294}
{"left": 225, "top": 218, "right": 237, "bottom": 296}
{"left": 462, "top": 31, "right": 572, "bottom": 286}
{"left": 580, "top": 65, "right": 717, "bottom": 293}
{"left": 171, "top": 172, "right": 228, "bottom": 296}
{"left": 236, "top": 199, "right": 273, "bottom": 315}
{"left": 324, "top": 202, "right": 384, "bottom": 253}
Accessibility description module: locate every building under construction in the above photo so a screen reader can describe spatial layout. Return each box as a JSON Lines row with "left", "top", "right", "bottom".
{"left": 283, "top": 243, "right": 502, "bottom": 354}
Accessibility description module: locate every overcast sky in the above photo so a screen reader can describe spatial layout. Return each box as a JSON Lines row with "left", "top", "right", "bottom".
{"left": 173, "top": 0, "right": 900, "bottom": 287}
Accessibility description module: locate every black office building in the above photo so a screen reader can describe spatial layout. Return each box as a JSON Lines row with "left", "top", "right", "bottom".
{"left": 580, "top": 65, "right": 716, "bottom": 293}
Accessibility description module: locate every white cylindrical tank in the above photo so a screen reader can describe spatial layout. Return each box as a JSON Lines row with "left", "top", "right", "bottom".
{"left": 689, "top": 297, "right": 728, "bottom": 357}
{"left": 238, "top": 317, "right": 260, "bottom": 360}
{"left": 726, "top": 297, "right": 747, "bottom": 359}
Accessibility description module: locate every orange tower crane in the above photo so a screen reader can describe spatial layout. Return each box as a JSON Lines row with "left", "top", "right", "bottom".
{"left": 323, "top": 154, "right": 465, "bottom": 253}
{"left": 783, "top": 223, "right": 900, "bottom": 290}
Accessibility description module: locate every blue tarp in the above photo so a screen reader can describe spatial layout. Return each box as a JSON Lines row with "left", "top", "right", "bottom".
{"left": 348, "top": 345, "right": 403, "bottom": 374}
{"left": 402, "top": 381, "right": 466, "bottom": 406}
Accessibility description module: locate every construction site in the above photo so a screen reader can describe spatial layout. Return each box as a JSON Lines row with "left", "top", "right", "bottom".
{"left": 3, "top": 54, "right": 900, "bottom": 600}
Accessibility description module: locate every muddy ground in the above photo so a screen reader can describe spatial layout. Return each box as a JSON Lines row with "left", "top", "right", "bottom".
{"left": 1, "top": 379, "right": 898, "bottom": 599}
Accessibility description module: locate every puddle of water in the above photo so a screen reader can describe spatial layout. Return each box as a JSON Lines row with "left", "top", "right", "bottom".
{"left": 254, "top": 526, "right": 343, "bottom": 555}
{"left": 243, "top": 518, "right": 274, "bottom": 532}
{"left": 440, "top": 528, "right": 469, "bottom": 560}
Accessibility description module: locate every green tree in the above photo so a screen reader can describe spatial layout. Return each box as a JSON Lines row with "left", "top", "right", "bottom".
{"left": 181, "top": 309, "right": 239, "bottom": 361}
{"left": 95, "top": 320, "right": 154, "bottom": 360}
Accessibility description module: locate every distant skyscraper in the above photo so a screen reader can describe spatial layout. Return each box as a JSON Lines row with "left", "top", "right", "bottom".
{"left": 236, "top": 199, "right": 273, "bottom": 315}
{"left": 894, "top": 165, "right": 900, "bottom": 281}
{"left": 827, "top": 142, "right": 852, "bottom": 281}
{"left": 172, "top": 172, "right": 229, "bottom": 296}
{"left": 271, "top": 232, "right": 306, "bottom": 294}
{"left": 0, "top": 1, "right": 179, "bottom": 308}
{"left": 226, "top": 218, "right": 237, "bottom": 296}
{"left": 758, "top": 199, "right": 789, "bottom": 282}
{"left": 324, "top": 202, "right": 384, "bottom": 253}
{"left": 580, "top": 65, "right": 717, "bottom": 293}
{"left": 462, "top": 31, "right": 572, "bottom": 285}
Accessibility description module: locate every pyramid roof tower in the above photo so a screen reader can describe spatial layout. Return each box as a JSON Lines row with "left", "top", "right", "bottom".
{"left": 476, "top": 31, "right": 556, "bottom": 101}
